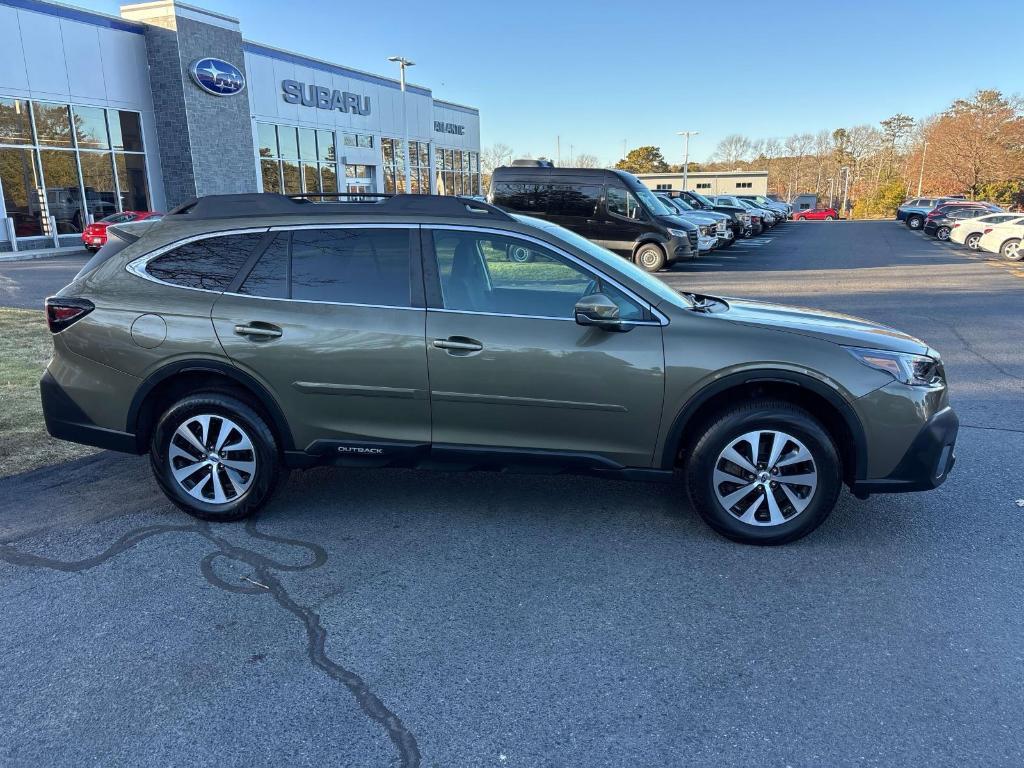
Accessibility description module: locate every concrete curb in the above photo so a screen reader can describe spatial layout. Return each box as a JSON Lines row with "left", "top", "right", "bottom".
{"left": 0, "top": 247, "right": 88, "bottom": 263}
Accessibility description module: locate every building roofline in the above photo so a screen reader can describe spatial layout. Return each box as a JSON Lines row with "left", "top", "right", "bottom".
{"left": 433, "top": 99, "right": 479, "bottom": 116}
{"left": 242, "top": 40, "right": 435, "bottom": 98}
{"left": 2, "top": 0, "right": 145, "bottom": 34}
{"left": 635, "top": 170, "right": 769, "bottom": 178}
{"left": 120, "top": 0, "right": 239, "bottom": 24}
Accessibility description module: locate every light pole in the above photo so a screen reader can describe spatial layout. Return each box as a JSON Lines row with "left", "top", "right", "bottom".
{"left": 677, "top": 131, "right": 699, "bottom": 190}
{"left": 840, "top": 166, "right": 850, "bottom": 219}
{"left": 916, "top": 141, "right": 928, "bottom": 197}
{"left": 827, "top": 177, "right": 835, "bottom": 209}
{"left": 387, "top": 56, "right": 414, "bottom": 194}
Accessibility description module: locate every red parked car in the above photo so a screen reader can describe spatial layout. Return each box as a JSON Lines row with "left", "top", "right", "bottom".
{"left": 794, "top": 207, "right": 839, "bottom": 221}
{"left": 82, "top": 211, "right": 162, "bottom": 251}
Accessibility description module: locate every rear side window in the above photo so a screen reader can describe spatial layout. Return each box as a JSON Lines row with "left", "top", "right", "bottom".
{"left": 242, "top": 228, "right": 412, "bottom": 307}
{"left": 146, "top": 233, "right": 263, "bottom": 291}
{"left": 550, "top": 184, "right": 601, "bottom": 217}
{"left": 492, "top": 182, "right": 551, "bottom": 213}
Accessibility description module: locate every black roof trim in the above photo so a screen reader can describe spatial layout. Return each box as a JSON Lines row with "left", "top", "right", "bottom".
{"left": 166, "top": 193, "right": 514, "bottom": 221}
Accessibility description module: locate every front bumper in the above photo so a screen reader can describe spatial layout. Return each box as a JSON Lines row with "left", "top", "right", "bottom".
{"left": 851, "top": 406, "right": 958, "bottom": 495}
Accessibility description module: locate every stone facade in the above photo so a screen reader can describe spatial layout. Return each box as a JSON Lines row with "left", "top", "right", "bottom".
{"left": 127, "top": 4, "right": 257, "bottom": 209}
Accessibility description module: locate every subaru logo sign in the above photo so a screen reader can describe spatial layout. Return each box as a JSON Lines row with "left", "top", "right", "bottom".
{"left": 189, "top": 58, "right": 246, "bottom": 97}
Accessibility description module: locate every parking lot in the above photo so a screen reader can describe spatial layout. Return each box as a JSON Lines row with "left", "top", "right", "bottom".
{"left": 2, "top": 220, "right": 1023, "bottom": 767}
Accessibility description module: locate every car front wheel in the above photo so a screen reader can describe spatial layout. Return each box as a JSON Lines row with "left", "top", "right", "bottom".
{"left": 685, "top": 400, "right": 842, "bottom": 545}
{"left": 150, "top": 393, "right": 285, "bottom": 522}
{"left": 634, "top": 243, "right": 667, "bottom": 272}
{"left": 1001, "top": 238, "right": 1022, "bottom": 261}
{"left": 936, "top": 226, "right": 951, "bottom": 241}
{"left": 824, "top": 215, "right": 835, "bottom": 221}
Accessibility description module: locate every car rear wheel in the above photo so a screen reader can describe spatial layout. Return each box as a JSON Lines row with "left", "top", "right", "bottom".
{"left": 966, "top": 233, "right": 981, "bottom": 249}
{"left": 685, "top": 400, "right": 842, "bottom": 545}
{"left": 150, "top": 393, "right": 285, "bottom": 522}
{"left": 907, "top": 215, "right": 923, "bottom": 230}
{"left": 1001, "top": 238, "right": 1022, "bottom": 261}
{"left": 634, "top": 243, "right": 667, "bottom": 272}
{"left": 824, "top": 215, "right": 835, "bottom": 221}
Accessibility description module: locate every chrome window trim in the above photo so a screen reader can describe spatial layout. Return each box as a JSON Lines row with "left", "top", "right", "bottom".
{"left": 125, "top": 227, "right": 272, "bottom": 294}
{"left": 220, "top": 291, "right": 423, "bottom": 312}
{"left": 426, "top": 224, "right": 669, "bottom": 326}
{"left": 427, "top": 307, "right": 663, "bottom": 326}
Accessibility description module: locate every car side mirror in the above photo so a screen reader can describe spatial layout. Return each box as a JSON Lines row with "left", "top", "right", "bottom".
{"left": 575, "top": 293, "right": 625, "bottom": 332}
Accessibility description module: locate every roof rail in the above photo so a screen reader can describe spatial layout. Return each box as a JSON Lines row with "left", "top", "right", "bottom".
{"left": 166, "top": 192, "right": 514, "bottom": 221}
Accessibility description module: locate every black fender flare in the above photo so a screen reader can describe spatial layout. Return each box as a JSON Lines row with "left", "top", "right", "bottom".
{"left": 659, "top": 369, "right": 868, "bottom": 480}
{"left": 127, "top": 359, "right": 295, "bottom": 451}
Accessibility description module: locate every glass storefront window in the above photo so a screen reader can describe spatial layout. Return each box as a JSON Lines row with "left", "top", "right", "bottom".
{"left": 281, "top": 160, "right": 301, "bottom": 194}
{"left": 39, "top": 150, "right": 84, "bottom": 232}
{"left": 108, "top": 110, "right": 143, "bottom": 152}
{"left": 73, "top": 106, "right": 110, "bottom": 150}
{"left": 114, "top": 152, "right": 149, "bottom": 211}
{"left": 278, "top": 127, "right": 299, "bottom": 160}
{"left": 257, "top": 123, "right": 278, "bottom": 159}
{"left": 298, "top": 127, "right": 317, "bottom": 161}
{"left": 79, "top": 151, "right": 117, "bottom": 221}
{"left": 261, "top": 159, "right": 281, "bottom": 193}
{"left": 321, "top": 163, "right": 338, "bottom": 193}
{"left": 0, "top": 147, "right": 44, "bottom": 236}
{"left": 32, "top": 102, "right": 73, "bottom": 147}
{"left": 381, "top": 137, "right": 406, "bottom": 194}
{"left": 317, "top": 130, "right": 334, "bottom": 162}
{"left": 300, "top": 162, "right": 320, "bottom": 194}
{"left": 1, "top": 101, "right": 150, "bottom": 240}
{"left": 0, "top": 98, "right": 33, "bottom": 145}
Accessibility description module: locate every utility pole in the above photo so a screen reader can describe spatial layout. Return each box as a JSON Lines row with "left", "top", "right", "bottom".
{"left": 556, "top": 136, "right": 561, "bottom": 166}
{"left": 840, "top": 166, "right": 850, "bottom": 218}
{"left": 570, "top": 144, "right": 574, "bottom": 166}
{"left": 387, "top": 56, "right": 414, "bottom": 194}
{"left": 827, "top": 177, "right": 835, "bottom": 209}
{"left": 677, "top": 131, "right": 699, "bottom": 190}
{"left": 916, "top": 141, "right": 928, "bottom": 197}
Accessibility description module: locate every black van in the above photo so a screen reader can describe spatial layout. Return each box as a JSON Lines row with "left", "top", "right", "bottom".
{"left": 489, "top": 166, "right": 698, "bottom": 271}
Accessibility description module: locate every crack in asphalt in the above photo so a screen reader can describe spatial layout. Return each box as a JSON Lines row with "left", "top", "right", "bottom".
{"left": 0, "top": 517, "right": 422, "bottom": 767}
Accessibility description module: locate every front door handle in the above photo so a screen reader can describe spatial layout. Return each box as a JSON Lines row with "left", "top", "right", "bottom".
{"left": 432, "top": 337, "right": 483, "bottom": 352}
{"left": 234, "top": 323, "right": 282, "bottom": 339}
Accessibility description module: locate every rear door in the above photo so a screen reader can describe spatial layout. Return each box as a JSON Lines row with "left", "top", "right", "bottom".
{"left": 211, "top": 225, "right": 430, "bottom": 459}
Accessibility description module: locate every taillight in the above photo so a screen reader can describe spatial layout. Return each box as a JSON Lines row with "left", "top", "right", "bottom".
{"left": 45, "top": 297, "right": 94, "bottom": 333}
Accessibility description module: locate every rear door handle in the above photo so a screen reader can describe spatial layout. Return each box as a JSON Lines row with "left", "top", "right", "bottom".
{"left": 234, "top": 323, "right": 282, "bottom": 339}
{"left": 432, "top": 337, "right": 483, "bottom": 352}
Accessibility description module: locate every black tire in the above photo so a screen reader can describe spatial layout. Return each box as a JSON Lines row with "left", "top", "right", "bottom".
{"left": 150, "top": 393, "right": 285, "bottom": 522}
{"left": 684, "top": 399, "right": 842, "bottom": 545}
{"left": 634, "top": 242, "right": 667, "bottom": 272}
{"left": 965, "top": 233, "right": 981, "bottom": 250}
{"left": 936, "top": 226, "right": 951, "bottom": 241}
{"left": 1000, "top": 238, "right": 1022, "bottom": 261}
{"left": 906, "top": 215, "right": 923, "bottom": 230}
{"left": 507, "top": 243, "right": 534, "bottom": 263}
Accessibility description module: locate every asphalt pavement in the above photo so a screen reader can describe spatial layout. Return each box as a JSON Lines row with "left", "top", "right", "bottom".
{"left": 2, "top": 221, "right": 1023, "bottom": 767}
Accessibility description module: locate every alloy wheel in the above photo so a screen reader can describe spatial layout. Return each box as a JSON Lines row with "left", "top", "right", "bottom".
{"left": 1003, "top": 240, "right": 1022, "bottom": 261}
{"left": 168, "top": 414, "right": 256, "bottom": 504}
{"left": 712, "top": 429, "right": 817, "bottom": 527}
{"left": 966, "top": 234, "right": 980, "bottom": 249}
{"left": 937, "top": 227, "right": 950, "bottom": 241}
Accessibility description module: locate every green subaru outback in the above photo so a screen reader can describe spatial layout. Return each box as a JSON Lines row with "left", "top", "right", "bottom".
{"left": 40, "top": 194, "right": 957, "bottom": 544}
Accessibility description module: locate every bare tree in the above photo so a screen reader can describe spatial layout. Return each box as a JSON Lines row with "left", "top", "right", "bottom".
{"left": 573, "top": 153, "right": 601, "bottom": 168}
{"left": 713, "top": 134, "right": 753, "bottom": 165}
{"left": 480, "top": 143, "right": 515, "bottom": 175}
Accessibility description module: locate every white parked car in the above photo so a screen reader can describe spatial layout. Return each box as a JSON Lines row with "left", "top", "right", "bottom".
{"left": 949, "top": 213, "right": 1024, "bottom": 250}
{"left": 977, "top": 220, "right": 1024, "bottom": 261}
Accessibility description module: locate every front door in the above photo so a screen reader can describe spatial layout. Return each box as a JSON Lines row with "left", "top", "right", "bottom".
{"left": 211, "top": 225, "right": 430, "bottom": 458}
{"left": 595, "top": 184, "right": 649, "bottom": 254}
{"left": 423, "top": 227, "right": 665, "bottom": 468}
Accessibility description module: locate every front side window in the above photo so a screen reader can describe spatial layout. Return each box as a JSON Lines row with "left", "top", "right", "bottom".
{"left": 431, "top": 230, "right": 643, "bottom": 320}
{"left": 290, "top": 228, "right": 412, "bottom": 306}
{"left": 146, "top": 233, "right": 264, "bottom": 291}
{"left": 606, "top": 186, "right": 644, "bottom": 220}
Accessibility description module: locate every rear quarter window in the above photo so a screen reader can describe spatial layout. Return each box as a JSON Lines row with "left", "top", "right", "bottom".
{"left": 145, "top": 233, "right": 265, "bottom": 291}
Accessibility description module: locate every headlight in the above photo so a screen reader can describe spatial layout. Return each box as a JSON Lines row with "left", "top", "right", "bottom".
{"left": 844, "top": 346, "right": 944, "bottom": 387}
{"left": 668, "top": 228, "right": 691, "bottom": 238}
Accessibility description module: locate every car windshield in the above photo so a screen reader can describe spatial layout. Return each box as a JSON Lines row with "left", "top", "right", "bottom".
{"left": 632, "top": 185, "right": 674, "bottom": 216}
{"left": 689, "top": 191, "right": 715, "bottom": 207}
{"left": 512, "top": 214, "right": 694, "bottom": 309}
{"left": 671, "top": 197, "right": 694, "bottom": 210}
{"left": 100, "top": 212, "right": 137, "bottom": 224}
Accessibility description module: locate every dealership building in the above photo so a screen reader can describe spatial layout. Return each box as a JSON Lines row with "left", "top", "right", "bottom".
{"left": 637, "top": 170, "right": 769, "bottom": 197}
{"left": 0, "top": 0, "right": 482, "bottom": 251}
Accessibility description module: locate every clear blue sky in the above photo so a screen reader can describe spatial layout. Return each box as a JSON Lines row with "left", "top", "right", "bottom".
{"left": 81, "top": 0, "right": 1024, "bottom": 163}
